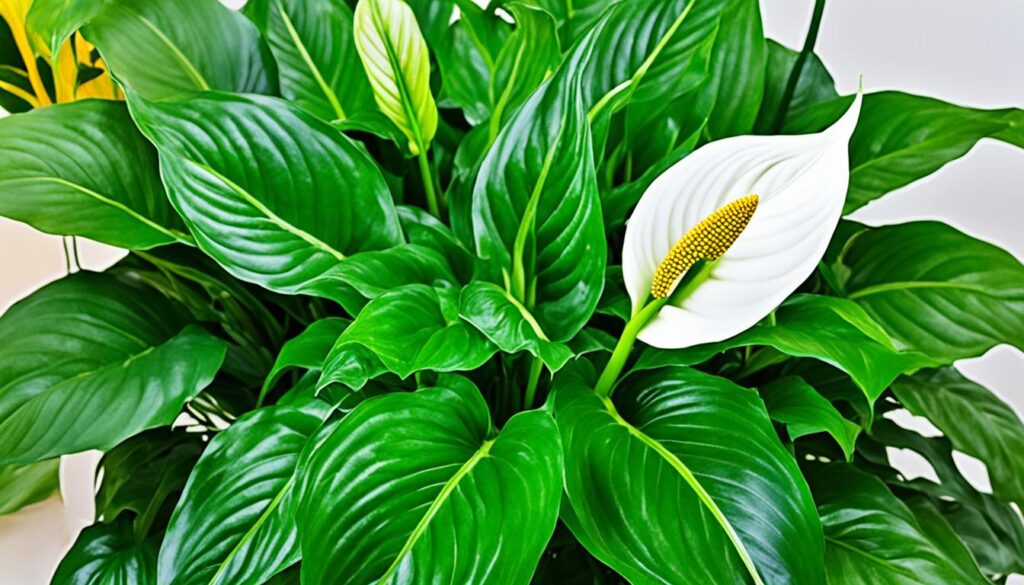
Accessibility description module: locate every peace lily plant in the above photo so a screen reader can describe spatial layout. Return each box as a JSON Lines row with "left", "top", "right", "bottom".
{"left": 1, "top": 0, "right": 1023, "bottom": 583}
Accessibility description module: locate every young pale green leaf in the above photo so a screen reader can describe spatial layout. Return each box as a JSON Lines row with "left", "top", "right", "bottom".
{"left": 459, "top": 281, "right": 573, "bottom": 371}
{"left": 754, "top": 39, "right": 837, "bottom": 133}
{"left": 261, "top": 318, "right": 351, "bottom": 405}
{"left": 158, "top": 403, "right": 328, "bottom": 585}
{"left": 297, "top": 378, "right": 562, "bottom": 584}
{"left": 245, "top": 0, "right": 374, "bottom": 123}
{"left": 128, "top": 91, "right": 404, "bottom": 302}
{"left": 837, "top": 221, "right": 1024, "bottom": 362}
{"left": 554, "top": 365, "right": 824, "bottom": 584}
{"left": 0, "top": 100, "right": 189, "bottom": 249}
{"left": 52, "top": 517, "right": 159, "bottom": 585}
{"left": 84, "top": 0, "right": 276, "bottom": 99}
{"left": 635, "top": 295, "right": 934, "bottom": 406}
{"left": 893, "top": 367, "right": 1024, "bottom": 506}
{"left": 353, "top": 0, "right": 438, "bottom": 154}
{"left": 0, "top": 459, "right": 59, "bottom": 516}
{"left": 0, "top": 272, "right": 226, "bottom": 466}
{"left": 472, "top": 21, "right": 604, "bottom": 343}
{"left": 320, "top": 284, "right": 497, "bottom": 383}
{"left": 786, "top": 92, "right": 1024, "bottom": 212}
{"left": 812, "top": 463, "right": 988, "bottom": 585}
{"left": 760, "top": 376, "right": 861, "bottom": 461}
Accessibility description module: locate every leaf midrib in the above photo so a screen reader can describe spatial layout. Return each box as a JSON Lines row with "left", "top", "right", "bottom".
{"left": 130, "top": 9, "right": 211, "bottom": 91}
{"left": 600, "top": 397, "right": 766, "bottom": 585}
{"left": 275, "top": 0, "right": 346, "bottom": 121}
{"left": 377, "top": 438, "right": 495, "bottom": 583}
{"left": 847, "top": 280, "right": 1019, "bottom": 301}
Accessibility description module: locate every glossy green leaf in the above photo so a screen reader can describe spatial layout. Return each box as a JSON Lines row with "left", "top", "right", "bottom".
{"left": 245, "top": 0, "right": 374, "bottom": 123}
{"left": 261, "top": 318, "right": 350, "bottom": 405}
{"left": 403, "top": 0, "right": 454, "bottom": 49}
{"left": 128, "top": 91, "right": 404, "bottom": 302}
{"left": 398, "top": 205, "right": 477, "bottom": 283}
{"left": 754, "top": 39, "right": 837, "bottom": 133}
{"left": 893, "top": 367, "right": 1024, "bottom": 505}
{"left": 0, "top": 100, "right": 188, "bottom": 249}
{"left": 786, "top": 92, "right": 1024, "bottom": 213}
{"left": 25, "top": 0, "right": 103, "bottom": 58}
{"left": 353, "top": 0, "right": 437, "bottom": 154}
{"left": 635, "top": 295, "right": 934, "bottom": 405}
{"left": 52, "top": 516, "right": 159, "bottom": 585}
{"left": 0, "top": 272, "right": 226, "bottom": 465}
{"left": 471, "top": 22, "right": 604, "bottom": 343}
{"left": 837, "top": 221, "right": 1024, "bottom": 362}
{"left": 84, "top": 0, "right": 276, "bottom": 99}
{"left": 760, "top": 376, "right": 861, "bottom": 461}
{"left": 812, "top": 463, "right": 987, "bottom": 585}
{"left": 320, "top": 284, "right": 496, "bottom": 383}
{"left": 297, "top": 377, "right": 562, "bottom": 584}
{"left": 158, "top": 403, "right": 327, "bottom": 585}
{"left": 555, "top": 365, "right": 824, "bottom": 584}
{"left": 0, "top": 458, "right": 59, "bottom": 515}
{"left": 459, "top": 281, "right": 573, "bottom": 371}
{"left": 434, "top": 0, "right": 509, "bottom": 125}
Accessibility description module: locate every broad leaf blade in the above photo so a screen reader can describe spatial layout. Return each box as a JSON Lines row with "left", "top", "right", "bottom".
{"left": 761, "top": 376, "right": 861, "bottom": 461}
{"left": 0, "top": 459, "right": 59, "bottom": 515}
{"left": 52, "top": 516, "right": 159, "bottom": 585}
{"left": 261, "top": 317, "right": 350, "bottom": 405}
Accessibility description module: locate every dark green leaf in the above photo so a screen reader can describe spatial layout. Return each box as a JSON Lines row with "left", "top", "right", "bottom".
{"left": 811, "top": 463, "right": 987, "bottom": 584}
{"left": 893, "top": 367, "right": 1024, "bottom": 505}
{"left": 554, "top": 365, "right": 824, "bottom": 584}
{"left": 0, "top": 459, "right": 59, "bottom": 515}
{"left": 298, "top": 377, "right": 562, "bottom": 584}
{"left": 0, "top": 100, "right": 188, "bottom": 249}
{"left": 435, "top": 1, "right": 510, "bottom": 125}
{"left": 261, "top": 317, "right": 350, "bottom": 405}
{"left": 0, "top": 272, "right": 226, "bottom": 465}
{"left": 128, "top": 91, "right": 404, "bottom": 302}
{"left": 837, "top": 221, "right": 1024, "bottom": 362}
{"left": 754, "top": 39, "right": 837, "bottom": 133}
{"left": 84, "top": 0, "right": 276, "bottom": 99}
{"left": 760, "top": 376, "right": 861, "bottom": 461}
{"left": 158, "top": 403, "right": 328, "bottom": 585}
{"left": 52, "top": 516, "right": 158, "bottom": 585}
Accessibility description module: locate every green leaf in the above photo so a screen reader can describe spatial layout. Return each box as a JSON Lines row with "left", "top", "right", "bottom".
{"left": 398, "top": 205, "right": 476, "bottom": 283}
{"left": 52, "top": 516, "right": 159, "bottom": 585}
{"left": 244, "top": 0, "right": 374, "bottom": 123}
{"left": 0, "top": 272, "right": 227, "bottom": 465}
{"left": 837, "top": 221, "right": 1024, "bottom": 362}
{"left": 812, "top": 463, "right": 987, "bottom": 585}
{"left": 25, "top": 0, "right": 103, "bottom": 58}
{"left": 353, "top": 0, "right": 438, "bottom": 154}
{"left": 471, "top": 23, "right": 604, "bottom": 343}
{"left": 0, "top": 100, "right": 189, "bottom": 249}
{"left": 84, "top": 0, "right": 277, "bottom": 99}
{"left": 786, "top": 92, "right": 1023, "bottom": 213}
{"left": 297, "top": 377, "right": 562, "bottom": 584}
{"left": 320, "top": 284, "right": 496, "bottom": 383}
{"left": 760, "top": 376, "right": 861, "bottom": 461}
{"left": 434, "top": 0, "right": 509, "bottom": 125}
{"left": 459, "top": 281, "right": 573, "bottom": 371}
{"left": 635, "top": 295, "right": 934, "bottom": 406}
{"left": 94, "top": 428, "right": 205, "bottom": 536}
{"left": 754, "top": 39, "right": 837, "bottom": 133}
{"left": 158, "top": 403, "right": 327, "bottom": 585}
{"left": 403, "top": 0, "right": 454, "bottom": 49}
{"left": 128, "top": 91, "right": 404, "bottom": 302}
{"left": 893, "top": 367, "right": 1024, "bottom": 506}
{"left": 554, "top": 365, "right": 824, "bottom": 584}
{"left": 487, "top": 3, "right": 559, "bottom": 136}
{"left": 261, "top": 318, "right": 350, "bottom": 405}
{"left": 0, "top": 459, "right": 59, "bottom": 516}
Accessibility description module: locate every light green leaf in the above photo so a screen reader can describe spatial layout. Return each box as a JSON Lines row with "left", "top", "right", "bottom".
{"left": 52, "top": 516, "right": 159, "bottom": 585}
{"left": 128, "top": 91, "right": 404, "bottom": 302}
{"left": 0, "top": 272, "right": 227, "bottom": 465}
{"left": 635, "top": 295, "right": 934, "bottom": 406}
{"left": 84, "top": 0, "right": 276, "bottom": 99}
{"left": 158, "top": 403, "right": 328, "bottom": 585}
{"left": 893, "top": 367, "right": 1024, "bottom": 506}
{"left": 554, "top": 365, "right": 824, "bottom": 584}
{"left": 261, "top": 318, "right": 350, "bottom": 405}
{"left": 353, "top": 0, "right": 438, "bottom": 154}
{"left": 245, "top": 0, "right": 374, "bottom": 123}
{"left": 760, "top": 376, "right": 861, "bottom": 461}
{"left": 459, "top": 281, "right": 573, "bottom": 371}
{"left": 812, "top": 463, "right": 987, "bottom": 585}
{"left": 0, "top": 100, "right": 188, "bottom": 249}
{"left": 837, "top": 221, "right": 1024, "bottom": 362}
{"left": 297, "top": 377, "right": 562, "bottom": 584}
{"left": 0, "top": 459, "right": 59, "bottom": 516}
{"left": 25, "top": 0, "right": 103, "bottom": 58}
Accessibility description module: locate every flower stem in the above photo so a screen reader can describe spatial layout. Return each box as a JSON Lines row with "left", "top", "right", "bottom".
{"left": 770, "top": 0, "right": 827, "bottom": 133}
{"left": 523, "top": 356, "right": 544, "bottom": 409}
{"left": 594, "top": 297, "right": 667, "bottom": 398}
{"left": 417, "top": 148, "right": 441, "bottom": 219}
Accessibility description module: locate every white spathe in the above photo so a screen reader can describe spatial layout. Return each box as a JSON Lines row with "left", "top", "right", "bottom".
{"left": 622, "top": 94, "right": 862, "bottom": 349}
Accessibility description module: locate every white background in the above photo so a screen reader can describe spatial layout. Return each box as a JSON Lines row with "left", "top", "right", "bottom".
{"left": 1, "top": 0, "right": 1022, "bottom": 582}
